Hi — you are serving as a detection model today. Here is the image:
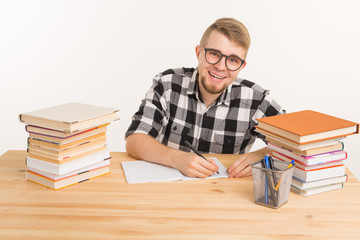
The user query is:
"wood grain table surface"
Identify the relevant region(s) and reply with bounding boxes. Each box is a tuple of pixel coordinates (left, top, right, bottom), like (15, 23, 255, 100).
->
(1, 150, 359, 240)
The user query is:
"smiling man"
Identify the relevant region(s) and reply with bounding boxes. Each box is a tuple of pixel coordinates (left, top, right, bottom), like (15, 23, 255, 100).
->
(125, 18, 284, 178)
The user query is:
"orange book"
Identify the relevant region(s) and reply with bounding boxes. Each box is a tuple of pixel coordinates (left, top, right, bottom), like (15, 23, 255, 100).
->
(26, 165, 110, 190)
(256, 110, 359, 145)
(28, 137, 106, 157)
(28, 145, 107, 164)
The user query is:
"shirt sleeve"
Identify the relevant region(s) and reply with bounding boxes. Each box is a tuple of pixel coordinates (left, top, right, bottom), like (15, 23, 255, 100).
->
(250, 90, 285, 139)
(125, 73, 169, 139)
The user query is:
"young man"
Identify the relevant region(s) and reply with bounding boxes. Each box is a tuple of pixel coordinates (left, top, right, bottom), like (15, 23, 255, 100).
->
(125, 18, 284, 178)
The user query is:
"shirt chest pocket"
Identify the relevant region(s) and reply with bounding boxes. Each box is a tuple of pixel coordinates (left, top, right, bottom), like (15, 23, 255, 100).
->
(170, 119, 191, 136)
(165, 118, 192, 146)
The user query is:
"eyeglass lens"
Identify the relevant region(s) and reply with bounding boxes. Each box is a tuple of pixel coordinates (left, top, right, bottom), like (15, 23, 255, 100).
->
(205, 49, 243, 71)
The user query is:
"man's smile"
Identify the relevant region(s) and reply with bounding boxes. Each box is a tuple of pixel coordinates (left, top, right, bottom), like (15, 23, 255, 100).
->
(209, 71, 226, 81)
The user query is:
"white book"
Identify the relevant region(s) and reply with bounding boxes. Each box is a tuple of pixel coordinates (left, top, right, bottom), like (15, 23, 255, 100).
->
(273, 159, 345, 182)
(26, 150, 111, 175)
(27, 159, 111, 180)
(121, 158, 229, 184)
(291, 183, 344, 196)
(291, 175, 347, 190)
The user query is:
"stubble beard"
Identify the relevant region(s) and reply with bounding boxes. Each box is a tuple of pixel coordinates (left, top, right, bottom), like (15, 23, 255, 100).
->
(200, 75, 227, 95)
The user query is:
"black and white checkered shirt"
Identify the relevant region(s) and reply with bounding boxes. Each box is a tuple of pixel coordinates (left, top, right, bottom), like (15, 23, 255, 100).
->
(126, 67, 284, 154)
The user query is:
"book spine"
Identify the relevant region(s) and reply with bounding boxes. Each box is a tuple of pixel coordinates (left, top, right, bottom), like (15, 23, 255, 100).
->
(19, 114, 24, 123)
(304, 150, 346, 159)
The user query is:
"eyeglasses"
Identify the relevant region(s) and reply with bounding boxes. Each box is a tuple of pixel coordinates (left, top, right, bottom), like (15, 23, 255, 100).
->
(203, 47, 245, 71)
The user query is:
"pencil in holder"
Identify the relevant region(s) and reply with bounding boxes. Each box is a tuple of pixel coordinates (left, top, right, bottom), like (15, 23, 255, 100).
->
(251, 159, 294, 209)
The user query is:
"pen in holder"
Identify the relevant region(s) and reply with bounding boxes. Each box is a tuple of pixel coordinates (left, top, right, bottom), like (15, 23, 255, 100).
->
(251, 156, 294, 209)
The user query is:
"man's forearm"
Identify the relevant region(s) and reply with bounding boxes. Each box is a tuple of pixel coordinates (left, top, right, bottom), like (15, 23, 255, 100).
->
(125, 133, 180, 168)
(126, 133, 220, 178)
(251, 147, 269, 159)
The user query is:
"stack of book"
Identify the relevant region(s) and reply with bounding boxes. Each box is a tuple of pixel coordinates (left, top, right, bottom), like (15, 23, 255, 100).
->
(255, 110, 359, 196)
(19, 102, 119, 190)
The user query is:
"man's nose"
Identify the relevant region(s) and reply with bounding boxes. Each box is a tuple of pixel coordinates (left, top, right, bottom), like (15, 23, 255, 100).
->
(214, 56, 227, 70)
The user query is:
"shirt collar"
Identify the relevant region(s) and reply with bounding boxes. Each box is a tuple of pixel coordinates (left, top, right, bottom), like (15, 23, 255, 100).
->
(186, 69, 198, 95)
(218, 84, 232, 106)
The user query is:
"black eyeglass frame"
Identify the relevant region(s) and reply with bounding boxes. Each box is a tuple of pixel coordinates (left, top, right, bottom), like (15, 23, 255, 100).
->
(203, 47, 245, 71)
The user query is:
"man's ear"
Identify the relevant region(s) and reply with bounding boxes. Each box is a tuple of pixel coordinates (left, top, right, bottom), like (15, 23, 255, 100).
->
(195, 45, 201, 60)
(240, 61, 247, 70)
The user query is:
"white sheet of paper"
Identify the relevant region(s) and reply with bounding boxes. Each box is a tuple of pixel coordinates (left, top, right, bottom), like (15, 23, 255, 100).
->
(121, 160, 182, 184)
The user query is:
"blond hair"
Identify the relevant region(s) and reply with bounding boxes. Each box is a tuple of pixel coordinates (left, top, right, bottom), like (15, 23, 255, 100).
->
(200, 18, 251, 58)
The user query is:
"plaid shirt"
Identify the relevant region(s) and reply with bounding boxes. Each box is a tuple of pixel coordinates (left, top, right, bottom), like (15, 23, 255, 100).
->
(126, 67, 284, 154)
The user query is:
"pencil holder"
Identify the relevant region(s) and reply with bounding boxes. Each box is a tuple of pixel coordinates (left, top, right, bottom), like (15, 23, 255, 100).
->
(251, 159, 294, 209)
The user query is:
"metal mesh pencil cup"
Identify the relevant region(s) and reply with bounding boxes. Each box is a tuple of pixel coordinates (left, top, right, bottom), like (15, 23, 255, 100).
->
(251, 159, 294, 209)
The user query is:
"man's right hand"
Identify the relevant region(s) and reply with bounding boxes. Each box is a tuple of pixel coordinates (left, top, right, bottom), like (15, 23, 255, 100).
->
(172, 151, 219, 178)
(126, 133, 218, 178)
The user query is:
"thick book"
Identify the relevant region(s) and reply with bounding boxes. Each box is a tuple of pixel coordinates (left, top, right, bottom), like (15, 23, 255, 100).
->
(28, 134, 106, 153)
(291, 175, 347, 190)
(290, 183, 344, 197)
(29, 127, 107, 145)
(273, 158, 346, 182)
(257, 128, 346, 150)
(256, 110, 358, 144)
(26, 150, 111, 175)
(121, 158, 228, 184)
(19, 102, 119, 132)
(265, 137, 344, 156)
(25, 124, 108, 139)
(28, 144, 107, 164)
(26, 165, 110, 190)
(267, 142, 347, 166)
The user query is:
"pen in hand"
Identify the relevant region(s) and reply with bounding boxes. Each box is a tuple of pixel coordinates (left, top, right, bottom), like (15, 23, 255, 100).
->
(184, 140, 219, 174)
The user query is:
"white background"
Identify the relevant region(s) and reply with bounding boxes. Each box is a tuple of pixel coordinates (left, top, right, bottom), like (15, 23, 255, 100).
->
(1, 0, 359, 180)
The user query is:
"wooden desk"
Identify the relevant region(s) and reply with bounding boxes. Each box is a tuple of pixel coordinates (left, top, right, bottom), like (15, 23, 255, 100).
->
(1, 150, 359, 240)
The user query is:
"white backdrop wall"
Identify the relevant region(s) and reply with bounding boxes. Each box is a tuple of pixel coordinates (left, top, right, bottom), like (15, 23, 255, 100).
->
(1, 0, 359, 180)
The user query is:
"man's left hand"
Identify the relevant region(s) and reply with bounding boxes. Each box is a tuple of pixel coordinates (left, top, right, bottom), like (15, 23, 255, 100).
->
(227, 148, 268, 178)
